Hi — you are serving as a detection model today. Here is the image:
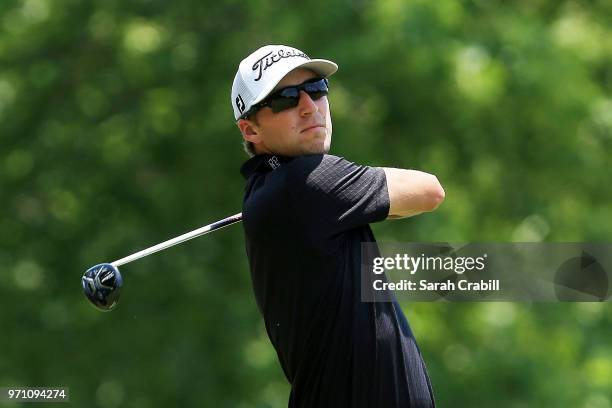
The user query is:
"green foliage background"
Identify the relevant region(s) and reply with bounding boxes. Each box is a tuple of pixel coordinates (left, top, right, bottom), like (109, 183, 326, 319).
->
(1, 0, 611, 406)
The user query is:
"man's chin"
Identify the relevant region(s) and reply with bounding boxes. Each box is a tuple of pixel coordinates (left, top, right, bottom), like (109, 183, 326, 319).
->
(292, 132, 331, 156)
(306, 139, 331, 155)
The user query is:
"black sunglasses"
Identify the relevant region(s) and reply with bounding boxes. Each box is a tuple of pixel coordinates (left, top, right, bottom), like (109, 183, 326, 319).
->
(241, 77, 329, 119)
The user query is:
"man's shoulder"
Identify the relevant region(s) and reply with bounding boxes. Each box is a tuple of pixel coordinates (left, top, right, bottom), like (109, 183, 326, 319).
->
(287, 153, 343, 166)
(243, 153, 367, 196)
(284, 154, 351, 177)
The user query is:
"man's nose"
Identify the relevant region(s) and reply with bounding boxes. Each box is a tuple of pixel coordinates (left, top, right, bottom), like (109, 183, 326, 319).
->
(298, 90, 318, 116)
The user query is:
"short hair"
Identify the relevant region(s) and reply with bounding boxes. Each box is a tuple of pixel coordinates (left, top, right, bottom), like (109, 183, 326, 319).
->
(243, 139, 256, 157)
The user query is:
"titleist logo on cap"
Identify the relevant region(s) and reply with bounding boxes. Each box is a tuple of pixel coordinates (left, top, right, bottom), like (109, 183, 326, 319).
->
(252, 49, 310, 81)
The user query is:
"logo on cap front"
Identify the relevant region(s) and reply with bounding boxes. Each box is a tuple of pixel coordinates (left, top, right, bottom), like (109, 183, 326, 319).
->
(252, 49, 310, 81)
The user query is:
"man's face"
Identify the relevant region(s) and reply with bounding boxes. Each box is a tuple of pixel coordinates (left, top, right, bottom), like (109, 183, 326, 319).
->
(239, 68, 333, 157)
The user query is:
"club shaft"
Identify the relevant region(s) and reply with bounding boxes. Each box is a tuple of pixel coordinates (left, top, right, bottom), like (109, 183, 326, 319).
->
(110, 213, 243, 267)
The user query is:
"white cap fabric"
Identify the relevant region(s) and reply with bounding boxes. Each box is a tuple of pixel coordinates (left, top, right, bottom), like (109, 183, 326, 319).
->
(231, 45, 338, 120)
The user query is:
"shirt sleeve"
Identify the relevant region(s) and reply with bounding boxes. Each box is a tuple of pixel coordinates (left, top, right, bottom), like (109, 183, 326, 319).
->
(286, 154, 390, 238)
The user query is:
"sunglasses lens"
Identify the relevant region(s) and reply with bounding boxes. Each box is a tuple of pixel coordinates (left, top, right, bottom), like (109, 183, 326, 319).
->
(269, 97, 299, 113)
(304, 79, 328, 101)
(278, 88, 300, 98)
(304, 79, 328, 93)
(266, 79, 329, 113)
(308, 90, 327, 100)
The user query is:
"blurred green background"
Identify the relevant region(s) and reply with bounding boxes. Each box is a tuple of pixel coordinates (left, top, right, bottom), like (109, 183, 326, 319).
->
(1, 0, 611, 406)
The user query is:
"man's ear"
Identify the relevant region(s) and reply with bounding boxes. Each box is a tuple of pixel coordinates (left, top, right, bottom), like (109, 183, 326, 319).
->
(237, 119, 262, 145)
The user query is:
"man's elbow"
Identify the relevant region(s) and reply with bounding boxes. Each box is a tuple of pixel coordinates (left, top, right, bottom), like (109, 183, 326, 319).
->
(422, 176, 445, 212)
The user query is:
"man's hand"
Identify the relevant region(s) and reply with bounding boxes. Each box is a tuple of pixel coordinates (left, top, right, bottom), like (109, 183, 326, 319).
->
(382, 168, 445, 219)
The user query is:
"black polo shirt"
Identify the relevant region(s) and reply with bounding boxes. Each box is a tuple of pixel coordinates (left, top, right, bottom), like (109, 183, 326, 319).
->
(240, 154, 435, 408)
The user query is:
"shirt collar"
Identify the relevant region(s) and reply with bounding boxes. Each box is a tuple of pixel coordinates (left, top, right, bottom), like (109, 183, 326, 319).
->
(240, 154, 293, 179)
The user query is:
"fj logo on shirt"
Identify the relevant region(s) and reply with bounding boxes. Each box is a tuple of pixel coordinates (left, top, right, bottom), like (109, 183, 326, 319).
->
(252, 50, 310, 81)
(268, 156, 281, 170)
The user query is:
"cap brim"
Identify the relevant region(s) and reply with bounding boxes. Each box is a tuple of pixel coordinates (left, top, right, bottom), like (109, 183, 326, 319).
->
(249, 59, 338, 107)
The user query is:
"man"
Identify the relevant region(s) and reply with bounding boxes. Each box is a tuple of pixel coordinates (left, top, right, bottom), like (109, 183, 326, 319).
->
(232, 45, 445, 408)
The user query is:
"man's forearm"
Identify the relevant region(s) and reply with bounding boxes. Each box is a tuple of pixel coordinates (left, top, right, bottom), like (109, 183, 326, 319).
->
(382, 167, 445, 219)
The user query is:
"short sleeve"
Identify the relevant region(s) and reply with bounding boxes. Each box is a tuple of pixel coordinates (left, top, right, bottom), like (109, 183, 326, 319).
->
(286, 154, 390, 238)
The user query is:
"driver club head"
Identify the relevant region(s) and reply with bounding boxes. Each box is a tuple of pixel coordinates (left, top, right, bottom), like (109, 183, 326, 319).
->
(81, 263, 123, 311)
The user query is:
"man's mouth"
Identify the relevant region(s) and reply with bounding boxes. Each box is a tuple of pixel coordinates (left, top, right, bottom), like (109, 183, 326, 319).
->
(301, 124, 325, 133)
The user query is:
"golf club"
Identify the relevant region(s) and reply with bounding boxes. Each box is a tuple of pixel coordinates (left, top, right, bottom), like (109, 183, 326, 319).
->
(82, 212, 243, 311)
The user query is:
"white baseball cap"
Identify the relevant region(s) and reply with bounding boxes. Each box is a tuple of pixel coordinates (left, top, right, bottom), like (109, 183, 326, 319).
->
(231, 45, 338, 120)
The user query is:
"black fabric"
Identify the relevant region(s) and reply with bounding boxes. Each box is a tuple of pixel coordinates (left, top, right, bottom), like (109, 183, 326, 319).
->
(241, 154, 435, 408)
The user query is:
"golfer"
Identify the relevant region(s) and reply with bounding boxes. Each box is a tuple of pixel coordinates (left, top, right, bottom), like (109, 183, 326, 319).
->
(232, 45, 444, 408)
